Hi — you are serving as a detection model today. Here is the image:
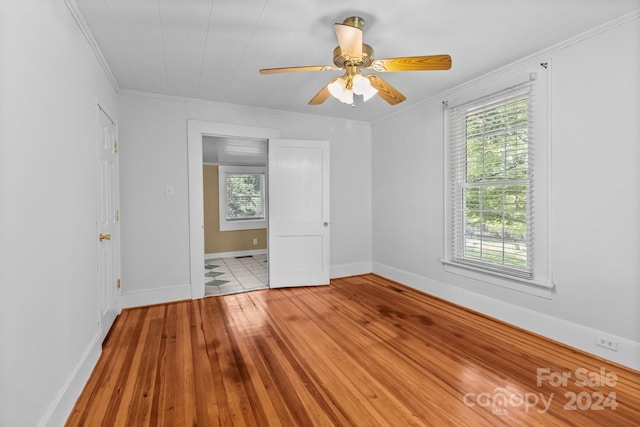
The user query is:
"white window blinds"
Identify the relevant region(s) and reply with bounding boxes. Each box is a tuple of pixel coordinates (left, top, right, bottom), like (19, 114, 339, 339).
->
(448, 82, 535, 279)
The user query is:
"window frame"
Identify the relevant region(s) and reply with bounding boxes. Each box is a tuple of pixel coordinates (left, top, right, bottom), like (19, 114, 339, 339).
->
(442, 63, 553, 297)
(218, 165, 267, 231)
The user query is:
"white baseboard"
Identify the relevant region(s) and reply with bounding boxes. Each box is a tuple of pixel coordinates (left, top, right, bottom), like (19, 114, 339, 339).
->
(38, 331, 102, 427)
(331, 261, 373, 279)
(373, 262, 640, 371)
(205, 252, 370, 281)
(205, 249, 267, 259)
(121, 283, 192, 309)
(119, 258, 368, 310)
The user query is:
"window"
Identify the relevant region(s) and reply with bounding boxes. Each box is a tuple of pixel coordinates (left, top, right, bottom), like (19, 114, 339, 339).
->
(225, 173, 265, 221)
(443, 65, 552, 295)
(218, 166, 267, 231)
(449, 83, 534, 279)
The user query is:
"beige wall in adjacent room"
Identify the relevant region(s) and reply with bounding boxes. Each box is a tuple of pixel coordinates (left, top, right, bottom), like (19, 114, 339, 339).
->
(203, 164, 267, 254)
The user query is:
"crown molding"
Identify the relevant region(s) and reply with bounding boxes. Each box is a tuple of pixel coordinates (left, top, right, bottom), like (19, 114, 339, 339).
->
(118, 88, 373, 127)
(64, 0, 120, 91)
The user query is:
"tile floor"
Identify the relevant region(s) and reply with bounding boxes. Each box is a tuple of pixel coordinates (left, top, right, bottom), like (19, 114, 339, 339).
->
(204, 254, 269, 297)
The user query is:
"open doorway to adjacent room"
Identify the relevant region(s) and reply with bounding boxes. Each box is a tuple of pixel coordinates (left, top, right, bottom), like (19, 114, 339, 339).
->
(202, 136, 269, 296)
(188, 121, 330, 299)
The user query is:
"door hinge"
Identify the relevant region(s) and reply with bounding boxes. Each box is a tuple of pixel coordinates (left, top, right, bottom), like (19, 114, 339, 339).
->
(116, 279, 121, 289)
(115, 210, 120, 221)
(114, 141, 119, 153)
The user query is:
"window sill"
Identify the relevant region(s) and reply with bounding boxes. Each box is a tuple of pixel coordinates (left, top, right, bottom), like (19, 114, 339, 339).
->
(441, 259, 554, 299)
(219, 219, 267, 232)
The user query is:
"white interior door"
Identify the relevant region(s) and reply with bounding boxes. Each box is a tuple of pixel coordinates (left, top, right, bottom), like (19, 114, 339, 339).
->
(97, 106, 120, 340)
(268, 139, 330, 287)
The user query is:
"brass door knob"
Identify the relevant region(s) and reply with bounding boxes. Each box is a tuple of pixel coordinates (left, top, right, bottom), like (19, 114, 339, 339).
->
(99, 233, 111, 241)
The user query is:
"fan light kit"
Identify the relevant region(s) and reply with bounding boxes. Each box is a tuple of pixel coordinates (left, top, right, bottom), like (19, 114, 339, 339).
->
(259, 16, 452, 106)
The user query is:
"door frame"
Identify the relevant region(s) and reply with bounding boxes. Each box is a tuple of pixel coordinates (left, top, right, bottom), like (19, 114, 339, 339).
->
(187, 121, 280, 299)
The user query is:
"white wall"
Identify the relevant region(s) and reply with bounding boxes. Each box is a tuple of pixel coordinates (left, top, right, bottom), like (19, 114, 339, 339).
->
(0, 1, 118, 426)
(118, 93, 372, 304)
(372, 16, 640, 369)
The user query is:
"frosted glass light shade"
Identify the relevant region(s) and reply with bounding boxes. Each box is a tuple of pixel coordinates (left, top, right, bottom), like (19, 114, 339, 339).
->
(352, 74, 369, 95)
(328, 77, 354, 104)
(341, 89, 354, 104)
(352, 74, 378, 102)
(327, 77, 346, 98)
(361, 83, 378, 102)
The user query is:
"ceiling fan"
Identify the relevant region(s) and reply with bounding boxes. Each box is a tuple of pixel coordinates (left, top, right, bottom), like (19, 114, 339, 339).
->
(259, 16, 452, 106)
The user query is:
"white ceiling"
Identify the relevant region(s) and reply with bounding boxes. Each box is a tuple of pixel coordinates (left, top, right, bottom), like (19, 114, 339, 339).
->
(76, 0, 640, 123)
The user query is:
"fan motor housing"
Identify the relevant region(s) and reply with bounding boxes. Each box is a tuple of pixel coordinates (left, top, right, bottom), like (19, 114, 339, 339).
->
(333, 44, 374, 68)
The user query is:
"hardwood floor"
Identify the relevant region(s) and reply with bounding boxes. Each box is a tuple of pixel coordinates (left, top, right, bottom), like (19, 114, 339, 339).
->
(67, 274, 640, 426)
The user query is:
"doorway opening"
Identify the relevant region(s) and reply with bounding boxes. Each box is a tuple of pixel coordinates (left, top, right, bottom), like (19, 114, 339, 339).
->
(202, 136, 268, 297)
(187, 121, 281, 299)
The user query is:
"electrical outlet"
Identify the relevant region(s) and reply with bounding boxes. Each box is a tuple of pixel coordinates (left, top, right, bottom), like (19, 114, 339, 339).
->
(596, 336, 618, 352)
(252, 238, 258, 245)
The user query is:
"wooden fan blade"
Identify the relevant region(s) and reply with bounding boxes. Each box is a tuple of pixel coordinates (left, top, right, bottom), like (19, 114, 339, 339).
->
(370, 55, 452, 72)
(308, 80, 335, 105)
(334, 23, 362, 59)
(260, 65, 338, 74)
(367, 74, 406, 105)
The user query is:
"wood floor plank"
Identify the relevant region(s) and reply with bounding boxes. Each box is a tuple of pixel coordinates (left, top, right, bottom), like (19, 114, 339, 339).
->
(218, 295, 286, 427)
(175, 302, 197, 426)
(148, 304, 172, 426)
(117, 306, 164, 426)
(253, 291, 414, 426)
(67, 274, 640, 426)
(289, 285, 498, 426)
(232, 293, 343, 426)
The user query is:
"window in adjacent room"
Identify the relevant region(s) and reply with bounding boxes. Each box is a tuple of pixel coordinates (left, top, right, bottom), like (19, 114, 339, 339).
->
(218, 166, 267, 231)
(226, 173, 264, 220)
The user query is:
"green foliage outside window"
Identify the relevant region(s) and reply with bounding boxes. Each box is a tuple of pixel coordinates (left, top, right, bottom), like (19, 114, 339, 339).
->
(226, 173, 265, 221)
(463, 98, 529, 268)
